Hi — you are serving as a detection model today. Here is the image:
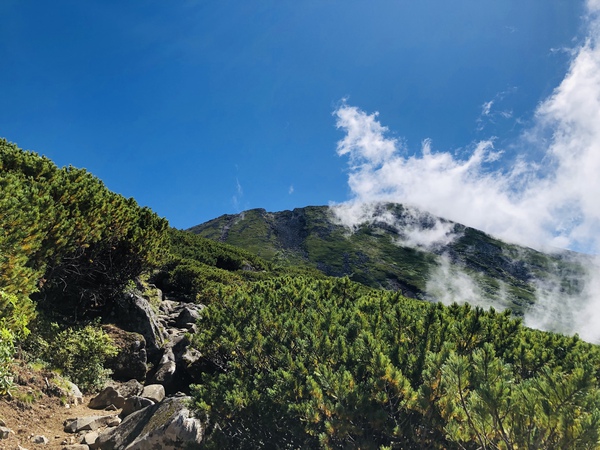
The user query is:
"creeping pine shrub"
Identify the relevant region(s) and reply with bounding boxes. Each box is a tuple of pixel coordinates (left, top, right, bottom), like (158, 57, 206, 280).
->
(0, 328, 15, 396)
(44, 323, 118, 393)
(0, 290, 36, 397)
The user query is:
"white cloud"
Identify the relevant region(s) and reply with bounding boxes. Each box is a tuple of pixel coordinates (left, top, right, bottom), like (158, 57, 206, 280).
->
(232, 178, 243, 210)
(289, 184, 294, 194)
(481, 100, 494, 116)
(331, 3, 600, 342)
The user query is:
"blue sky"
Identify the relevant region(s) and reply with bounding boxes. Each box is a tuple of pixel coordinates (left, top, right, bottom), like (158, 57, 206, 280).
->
(0, 1, 595, 246)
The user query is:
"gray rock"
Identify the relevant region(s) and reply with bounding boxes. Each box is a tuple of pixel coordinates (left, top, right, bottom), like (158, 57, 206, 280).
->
(181, 347, 206, 383)
(175, 305, 202, 328)
(115, 292, 165, 360)
(64, 415, 120, 433)
(141, 384, 165, 403)
(102, 326, 148, 382)
(62, 445, 89, 450)
(115, 379, 144, 398)
(89, 387, 125, 410)
(92, 396, 203, 450)
(31, 434, 49, 444)
(65, 381, 84, 405)
(148, 347, 177, 389)
(159, 300, 179, 315)
(0, 426, 12, 439)
(80, 432, 99, 446)
(121, 396, 155, 418)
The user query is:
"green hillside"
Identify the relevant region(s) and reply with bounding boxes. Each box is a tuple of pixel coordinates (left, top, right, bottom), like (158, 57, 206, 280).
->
(189, 204, 585, 315)
(2, 139, 600, 449)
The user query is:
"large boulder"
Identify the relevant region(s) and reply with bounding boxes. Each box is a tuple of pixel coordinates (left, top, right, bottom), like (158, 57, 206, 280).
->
(92, 396, 203, 450)
(103, 325, 148, 381)
(89, 386, 125, 410)
(113, 292, 165, 361)
(120, 396, 155, 418)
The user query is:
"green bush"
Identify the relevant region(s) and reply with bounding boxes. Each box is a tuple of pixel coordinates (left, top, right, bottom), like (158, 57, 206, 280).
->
(1, 139, 169, 315)
(191, 276, 600, 449)
(0, 290, 36, 397)
(42, 323, 118, 392)
(0, 327, 15, 396)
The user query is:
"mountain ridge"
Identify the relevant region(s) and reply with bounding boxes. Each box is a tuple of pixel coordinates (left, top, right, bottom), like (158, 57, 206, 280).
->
(189, 203, 586, 315)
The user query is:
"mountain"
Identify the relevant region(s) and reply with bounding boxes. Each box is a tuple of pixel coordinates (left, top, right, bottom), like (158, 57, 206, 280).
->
(4, 140, 600, 449)
(189, 203, 585, 315)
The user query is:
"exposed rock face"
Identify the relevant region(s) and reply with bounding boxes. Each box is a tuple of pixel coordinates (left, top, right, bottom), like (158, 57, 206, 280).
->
(103, 325, 148, 382)
(149, 300, 207, 394)
(114, 292, 165, 361)
(92, 396, 203, 450)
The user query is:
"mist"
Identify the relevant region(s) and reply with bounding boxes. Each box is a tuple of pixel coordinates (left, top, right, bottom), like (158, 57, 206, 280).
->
(331, 2, 600, 343)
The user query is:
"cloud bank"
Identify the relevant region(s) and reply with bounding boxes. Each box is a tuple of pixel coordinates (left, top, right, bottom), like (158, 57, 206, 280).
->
(331, 2, 600, 342)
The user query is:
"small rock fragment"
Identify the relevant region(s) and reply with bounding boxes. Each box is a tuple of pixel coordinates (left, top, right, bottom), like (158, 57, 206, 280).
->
(31, 434, 50, 444)
(0, 426, 13, 439)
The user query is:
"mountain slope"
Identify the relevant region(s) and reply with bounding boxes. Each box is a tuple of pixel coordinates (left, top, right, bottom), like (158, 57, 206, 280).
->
(189, 203, 585, 315)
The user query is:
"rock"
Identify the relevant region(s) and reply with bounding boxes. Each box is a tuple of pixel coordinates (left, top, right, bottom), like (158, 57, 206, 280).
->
(65, 380, 84, 405)
(62, 445, 89, 450)
(31, 434, 49, 444)
(92, 396, 203, 450)
(0, 418, 5, 426)
(89, 386, 125, 409)
(106, 416, 122, 427)
(148, 348, 177, 389)
(159, 299, 179, 315)
(141, 384, 165, 403)
(102, 325, 148, 382)
(114, 292, 165, 361)
(181, 347, 208, 383)
(121, 396, 155, 418)
(80, 431, 99, 446)
(114, 379, 144, 398)
(44, 376, 83, 405)
(64, 415, 120, 433)
(0, 426, 12, 439)
(175, 304, 202, 328)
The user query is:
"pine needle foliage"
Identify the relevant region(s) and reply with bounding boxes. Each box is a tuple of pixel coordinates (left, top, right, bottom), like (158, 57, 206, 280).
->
(0, 138, 169, 316)
(190, 276, 600, 449)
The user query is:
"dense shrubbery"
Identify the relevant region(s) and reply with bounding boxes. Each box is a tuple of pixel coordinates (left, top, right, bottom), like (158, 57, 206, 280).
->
(0, 139, 168, 392)
(0, 290, 36, 396)
(191, 276, 600, 449)
(3, 138, 600, 448)
(0, 139, 169, 317)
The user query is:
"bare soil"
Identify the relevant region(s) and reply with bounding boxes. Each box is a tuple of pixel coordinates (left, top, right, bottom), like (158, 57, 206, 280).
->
(0, 361, 114, 450)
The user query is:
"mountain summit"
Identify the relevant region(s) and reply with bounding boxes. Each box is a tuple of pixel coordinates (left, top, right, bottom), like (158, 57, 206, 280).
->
(189, 203, 585, 316)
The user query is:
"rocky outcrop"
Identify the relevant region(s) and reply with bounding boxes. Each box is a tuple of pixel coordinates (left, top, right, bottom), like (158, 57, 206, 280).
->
(91, 396, 203, 450)
(103, 325, 148, 382)
(114, 292, 165, 361)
